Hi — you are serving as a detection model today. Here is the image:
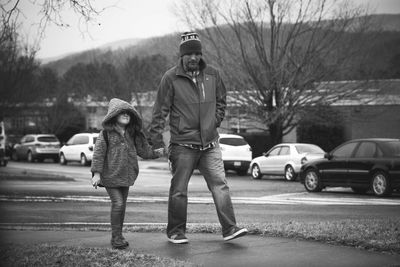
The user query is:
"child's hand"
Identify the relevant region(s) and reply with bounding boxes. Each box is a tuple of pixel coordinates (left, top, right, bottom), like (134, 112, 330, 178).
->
(92, 173, 101, 189)
(154, 148, 165, 158)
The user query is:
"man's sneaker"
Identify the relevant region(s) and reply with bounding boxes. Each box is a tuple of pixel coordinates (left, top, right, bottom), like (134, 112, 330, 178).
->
(223, 227, 248, 241)
(168, 233, 189, 244)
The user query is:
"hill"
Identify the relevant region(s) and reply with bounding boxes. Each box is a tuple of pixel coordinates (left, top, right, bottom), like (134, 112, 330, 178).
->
(42, 14, 400, 75)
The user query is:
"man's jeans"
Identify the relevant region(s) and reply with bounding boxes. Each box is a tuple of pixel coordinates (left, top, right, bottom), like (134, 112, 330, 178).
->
(106, 187, 129, 238)
(167, 144, 237, 237)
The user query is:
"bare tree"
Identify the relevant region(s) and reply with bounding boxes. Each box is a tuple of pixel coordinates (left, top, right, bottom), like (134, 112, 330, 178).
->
(174, 0, 374, 144)
(1, 0, 104, 45)
(1, 0, 107, 105)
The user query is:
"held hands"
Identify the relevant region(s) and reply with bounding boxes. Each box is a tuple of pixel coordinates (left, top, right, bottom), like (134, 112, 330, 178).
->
(92, 173, 101, 189)
(154, 147, 166, 158)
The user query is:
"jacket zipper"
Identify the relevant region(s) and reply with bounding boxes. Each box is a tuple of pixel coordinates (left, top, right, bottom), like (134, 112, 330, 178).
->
(200, 82, 205, 102)
(190, 75, 205, 102)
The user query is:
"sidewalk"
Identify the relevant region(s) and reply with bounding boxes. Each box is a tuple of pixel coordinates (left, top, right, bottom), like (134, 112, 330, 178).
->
(1, 229, 399, 267)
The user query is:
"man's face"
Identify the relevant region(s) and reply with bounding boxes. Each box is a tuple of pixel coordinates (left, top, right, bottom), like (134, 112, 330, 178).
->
(182, 53, 202, 72)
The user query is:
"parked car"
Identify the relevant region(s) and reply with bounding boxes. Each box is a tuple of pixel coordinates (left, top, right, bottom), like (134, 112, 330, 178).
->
(299, 138, 400, 197)
(59, 133, 99, 166)
(12, 134, 60, 162)
(219, 133, 252, 175)
(250, 143, 325, 181)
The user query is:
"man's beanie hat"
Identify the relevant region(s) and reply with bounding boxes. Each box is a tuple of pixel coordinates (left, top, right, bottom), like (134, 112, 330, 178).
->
(179, 32, 202, 57)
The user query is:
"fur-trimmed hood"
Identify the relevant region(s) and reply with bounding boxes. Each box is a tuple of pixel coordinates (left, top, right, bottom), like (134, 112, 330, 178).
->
(102, 98, 142, 130)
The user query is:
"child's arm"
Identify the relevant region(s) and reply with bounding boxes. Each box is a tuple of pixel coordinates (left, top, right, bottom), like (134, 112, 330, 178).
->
(135, 130, 163, 159)
(90, 130, 107, 177)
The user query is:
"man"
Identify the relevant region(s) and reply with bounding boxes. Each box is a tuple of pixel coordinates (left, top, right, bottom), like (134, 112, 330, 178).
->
(149, 32, 248, 244)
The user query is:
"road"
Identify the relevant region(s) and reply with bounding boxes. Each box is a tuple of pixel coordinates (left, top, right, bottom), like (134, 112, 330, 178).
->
(0, 161, 400, 225)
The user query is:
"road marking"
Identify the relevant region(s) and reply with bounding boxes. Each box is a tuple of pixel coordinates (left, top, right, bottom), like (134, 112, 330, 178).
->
(1, 194, 399, 205)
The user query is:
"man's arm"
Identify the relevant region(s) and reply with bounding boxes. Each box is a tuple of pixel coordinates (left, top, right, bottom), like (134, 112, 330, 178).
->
(215, 71, 227, 127)
(149, 74, 173, 149)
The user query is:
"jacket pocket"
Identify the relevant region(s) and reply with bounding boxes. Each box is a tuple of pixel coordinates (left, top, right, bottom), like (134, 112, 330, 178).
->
(170, 114, 181, 133)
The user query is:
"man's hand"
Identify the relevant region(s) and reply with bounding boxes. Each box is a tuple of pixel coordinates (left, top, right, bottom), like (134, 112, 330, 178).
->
(154, 147, 165, 158)
(92, 173, 101, 189)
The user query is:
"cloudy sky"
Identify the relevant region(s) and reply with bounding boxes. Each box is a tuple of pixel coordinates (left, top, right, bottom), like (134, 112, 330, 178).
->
(18, 0, 400, 60)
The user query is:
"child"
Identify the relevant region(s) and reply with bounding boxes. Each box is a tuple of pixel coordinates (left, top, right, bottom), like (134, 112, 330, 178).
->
(91, 98, 163, 249)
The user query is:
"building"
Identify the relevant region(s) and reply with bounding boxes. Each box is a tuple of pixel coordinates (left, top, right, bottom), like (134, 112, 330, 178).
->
(1, 79, 399, 143)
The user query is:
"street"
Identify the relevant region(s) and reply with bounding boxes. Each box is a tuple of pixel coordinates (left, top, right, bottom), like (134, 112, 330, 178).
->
(1, 161, 399, 225)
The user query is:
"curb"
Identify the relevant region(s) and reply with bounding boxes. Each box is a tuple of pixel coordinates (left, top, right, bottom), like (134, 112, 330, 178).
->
(0, 222, 221, 232)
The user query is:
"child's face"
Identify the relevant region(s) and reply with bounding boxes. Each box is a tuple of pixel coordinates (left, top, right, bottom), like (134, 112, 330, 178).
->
(117, 111, 131, 126)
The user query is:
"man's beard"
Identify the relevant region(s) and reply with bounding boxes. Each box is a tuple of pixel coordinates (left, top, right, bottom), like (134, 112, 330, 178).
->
(185, 61, 199, 72)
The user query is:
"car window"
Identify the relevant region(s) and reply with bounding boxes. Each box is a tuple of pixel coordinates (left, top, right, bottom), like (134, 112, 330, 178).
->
(332, 142, 358, 158)
(376, 146, 384, 157)
(67, 136, 75, 145)
(37, 136, 58, 142)
(93, 137, 97, 144)
(25, 136, 35, 143)
(380, 141, 400, 156)
(219, 137, 247, 146)
(268, 147, 281, 156)
(295, 145, 324, 154)
(354, 142, 376, 158)
(279, 146, 290, 155)
(73, 135, 89, 145)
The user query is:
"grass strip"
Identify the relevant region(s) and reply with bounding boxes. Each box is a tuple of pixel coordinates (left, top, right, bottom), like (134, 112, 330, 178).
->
(0, 244, 197, 267)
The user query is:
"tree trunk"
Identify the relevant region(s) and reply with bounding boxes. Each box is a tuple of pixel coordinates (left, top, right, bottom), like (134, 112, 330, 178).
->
(268, 121, 283, 145)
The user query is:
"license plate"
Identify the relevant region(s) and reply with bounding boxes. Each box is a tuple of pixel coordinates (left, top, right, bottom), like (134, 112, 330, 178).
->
(234, 162, 241, 166)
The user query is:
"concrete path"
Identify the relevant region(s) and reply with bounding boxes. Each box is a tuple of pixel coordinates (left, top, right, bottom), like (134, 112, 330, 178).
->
(1, 230, 399, 267)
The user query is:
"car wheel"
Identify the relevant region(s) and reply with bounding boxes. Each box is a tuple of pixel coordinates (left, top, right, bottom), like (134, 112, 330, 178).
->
(371, 171, 392, 197)
(284, 165, 297, 181)
(251, 164, 262, 179)
(304, 169, 322, 192)
(27, 151, 34, 162)
(351, 187, 368, 194)
(80, 154, 88, 166)
(59, 153, 67, 165)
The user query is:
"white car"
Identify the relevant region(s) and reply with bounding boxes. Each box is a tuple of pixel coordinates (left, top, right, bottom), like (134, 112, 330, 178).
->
(250, 143, 325, 181)
(59, 133, 99, 166)
(219, 133, 252, 175)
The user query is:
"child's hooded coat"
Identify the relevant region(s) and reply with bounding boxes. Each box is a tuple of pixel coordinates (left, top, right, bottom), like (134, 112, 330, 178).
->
(91, 98, 157, 187)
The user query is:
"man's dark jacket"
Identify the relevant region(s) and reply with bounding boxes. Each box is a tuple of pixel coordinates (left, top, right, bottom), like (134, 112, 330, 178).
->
(149, 58, 227, 148)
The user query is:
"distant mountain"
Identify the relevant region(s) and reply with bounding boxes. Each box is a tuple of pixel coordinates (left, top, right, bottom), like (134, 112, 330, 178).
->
(97, 38, 143, 50)
(367, 14, 400, 31)
(42, 14, 400, 75)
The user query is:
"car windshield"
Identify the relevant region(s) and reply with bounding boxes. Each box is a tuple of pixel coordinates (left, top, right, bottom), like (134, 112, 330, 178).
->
(219, 137, 247, 146)
(295, 145, 324, 154)
(38, 136, 58, 142)
(380, 141, 400, 156)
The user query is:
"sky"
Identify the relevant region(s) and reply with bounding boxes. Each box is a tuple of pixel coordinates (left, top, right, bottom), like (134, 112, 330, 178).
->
(17, 0, 400, 60)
